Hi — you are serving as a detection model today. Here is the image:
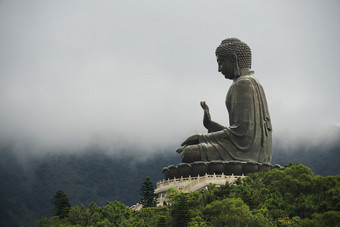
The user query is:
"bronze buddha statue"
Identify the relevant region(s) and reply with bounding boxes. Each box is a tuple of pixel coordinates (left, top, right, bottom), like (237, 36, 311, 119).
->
(176, 38, 272, 164)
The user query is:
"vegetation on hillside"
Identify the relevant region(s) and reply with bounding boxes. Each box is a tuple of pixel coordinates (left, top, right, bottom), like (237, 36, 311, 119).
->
(37, 163, 340, 226)
(140, 176, 157, 208)
(0, 137, 339, 226)
(51, 190, 71, 219)
(0, 148, 180, 226)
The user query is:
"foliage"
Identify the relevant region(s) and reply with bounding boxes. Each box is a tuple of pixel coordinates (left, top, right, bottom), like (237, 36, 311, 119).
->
(51, 190, 71, 219)
(203, 197, 252, 226)
(170, 193, 191, 227)
(124, 206, 170, 226)
(1, 138, 339, 227)
(0, 148, 181, 226)
(1, 144, 340, 226)
(140, 176, 156, 208)
(36, 163, 340, 226)
(37, 200, 131, 226)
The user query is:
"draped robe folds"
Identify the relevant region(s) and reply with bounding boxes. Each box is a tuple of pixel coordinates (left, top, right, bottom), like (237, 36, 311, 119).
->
(197, 72, 272, 163)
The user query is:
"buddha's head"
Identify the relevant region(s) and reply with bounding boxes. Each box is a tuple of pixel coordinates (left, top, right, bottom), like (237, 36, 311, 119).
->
(215, 38, 251, 79)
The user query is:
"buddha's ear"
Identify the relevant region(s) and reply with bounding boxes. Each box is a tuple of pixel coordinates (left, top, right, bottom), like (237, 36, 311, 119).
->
(232, 53, 240, 77)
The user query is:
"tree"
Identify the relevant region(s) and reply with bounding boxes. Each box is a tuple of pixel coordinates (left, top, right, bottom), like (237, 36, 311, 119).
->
(101, 201, 131, 226)
(139, 176, 156, 208)
(203, 197, 252, 227)
(51, 190, 71, 219)
(170, 193, 191, 227)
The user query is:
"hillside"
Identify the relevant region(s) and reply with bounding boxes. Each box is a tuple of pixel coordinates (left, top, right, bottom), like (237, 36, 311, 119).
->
(0, 136, 339, 226)
(37, 163, 340, 226)
(0, 147, 181, 226)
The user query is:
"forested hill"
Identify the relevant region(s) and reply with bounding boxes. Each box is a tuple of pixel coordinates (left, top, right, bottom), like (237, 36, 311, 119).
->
(0, 147, 181, 226)
(0, 136, 339, 226)
(37, 163, 340, 226)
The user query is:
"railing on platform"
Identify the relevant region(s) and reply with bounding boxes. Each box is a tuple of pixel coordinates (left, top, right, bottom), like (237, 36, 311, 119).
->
(156, 173, 245, 191)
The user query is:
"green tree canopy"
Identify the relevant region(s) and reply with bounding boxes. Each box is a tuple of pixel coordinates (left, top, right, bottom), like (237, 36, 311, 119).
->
(51, 190, 71, 219)
(37, 164, 340, 226)
(170, 193, 191, 227)
(203, 197, 252, 227)
(139, 176, 156, 208)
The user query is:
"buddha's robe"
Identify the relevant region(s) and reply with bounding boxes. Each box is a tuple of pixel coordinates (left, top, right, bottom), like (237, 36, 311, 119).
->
(197, 72, 272, 163)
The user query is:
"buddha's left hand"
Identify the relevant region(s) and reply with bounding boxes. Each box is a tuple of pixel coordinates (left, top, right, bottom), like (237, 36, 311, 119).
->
(181, 134, 201, 146)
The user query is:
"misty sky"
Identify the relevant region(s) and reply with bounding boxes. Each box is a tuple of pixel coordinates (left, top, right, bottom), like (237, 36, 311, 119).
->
(0, 0, 339, 153)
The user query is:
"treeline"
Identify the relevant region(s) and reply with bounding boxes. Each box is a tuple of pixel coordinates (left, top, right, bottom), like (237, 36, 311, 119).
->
(0, 137, 339, 226)
(0, 148, 180, 226)
(37, 164, 340, 226)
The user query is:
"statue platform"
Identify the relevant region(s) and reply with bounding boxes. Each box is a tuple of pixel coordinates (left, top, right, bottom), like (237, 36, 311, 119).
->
(162, 161, 281, 180)
(154, 173, 246, 205)
(155, 161, 281, 206)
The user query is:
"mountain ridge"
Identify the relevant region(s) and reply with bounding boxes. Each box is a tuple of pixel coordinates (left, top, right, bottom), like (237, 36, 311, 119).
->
(0, 134, 339, 226)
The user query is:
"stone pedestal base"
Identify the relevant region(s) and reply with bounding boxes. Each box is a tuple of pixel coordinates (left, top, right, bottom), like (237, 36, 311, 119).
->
(154, 173, 246, 206)
(155, 161, 281, 206)
(162, 161, 281, 180)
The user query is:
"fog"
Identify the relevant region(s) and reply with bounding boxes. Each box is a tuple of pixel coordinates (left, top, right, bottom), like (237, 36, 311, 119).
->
(1, 0, 339, 154)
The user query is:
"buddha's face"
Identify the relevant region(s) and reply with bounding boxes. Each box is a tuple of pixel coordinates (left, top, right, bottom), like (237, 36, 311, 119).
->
(216, 55, 234, 79)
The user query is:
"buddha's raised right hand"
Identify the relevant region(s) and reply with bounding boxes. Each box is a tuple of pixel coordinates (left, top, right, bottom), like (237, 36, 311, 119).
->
(200, 101, 211, 130)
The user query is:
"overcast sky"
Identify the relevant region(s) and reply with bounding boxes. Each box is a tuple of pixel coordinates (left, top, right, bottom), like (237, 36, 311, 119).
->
(0, 0, 339, 153)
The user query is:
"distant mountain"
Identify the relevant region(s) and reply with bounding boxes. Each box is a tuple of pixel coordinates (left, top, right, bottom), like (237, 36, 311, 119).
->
(272, 125, 340, 176)
(0, 128, 339, 226)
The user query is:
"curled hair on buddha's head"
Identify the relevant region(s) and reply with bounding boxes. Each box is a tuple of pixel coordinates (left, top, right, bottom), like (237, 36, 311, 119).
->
(215, 38, 252, 69)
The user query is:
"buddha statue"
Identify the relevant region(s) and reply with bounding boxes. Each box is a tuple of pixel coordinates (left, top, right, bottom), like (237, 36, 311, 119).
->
(176, 38, 272, 164)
